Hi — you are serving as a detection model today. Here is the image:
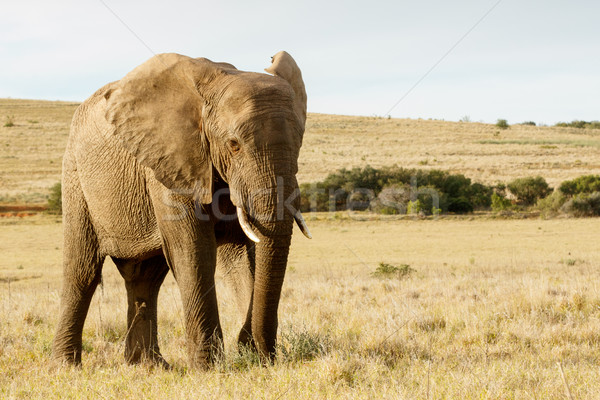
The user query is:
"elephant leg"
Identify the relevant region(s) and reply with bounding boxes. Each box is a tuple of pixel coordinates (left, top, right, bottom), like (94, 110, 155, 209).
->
(113, 255, 169, 366)
(53, 172, 104, 364)
(167, 238, 222, 368)
(152, 196, 223, 368)
(217, 241, 255, 348)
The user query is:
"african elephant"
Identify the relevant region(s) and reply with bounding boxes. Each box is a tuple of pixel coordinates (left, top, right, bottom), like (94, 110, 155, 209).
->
(52, 51, 311, 368)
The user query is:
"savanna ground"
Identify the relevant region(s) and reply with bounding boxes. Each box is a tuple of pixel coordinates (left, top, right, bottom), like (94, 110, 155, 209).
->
(1, 99, 600, 398)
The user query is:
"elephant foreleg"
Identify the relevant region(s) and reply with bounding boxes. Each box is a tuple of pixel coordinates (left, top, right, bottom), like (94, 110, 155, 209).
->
(114, 255, 169, 366)
(150, 187, 223, 368)
(169, 251, 223, 368)
(217, 241, 255, 348)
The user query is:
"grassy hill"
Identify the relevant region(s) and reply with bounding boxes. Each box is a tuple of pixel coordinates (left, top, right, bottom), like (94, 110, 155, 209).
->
(2, 98, 600, 204)
(0, 99, 78, 203)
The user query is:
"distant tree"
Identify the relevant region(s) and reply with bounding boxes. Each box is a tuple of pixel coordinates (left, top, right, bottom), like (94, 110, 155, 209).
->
(496, 119, 509, 129)
(555, 120, 600, 129)
(559, 175, 600, 196)
(507, 176, 551, 205)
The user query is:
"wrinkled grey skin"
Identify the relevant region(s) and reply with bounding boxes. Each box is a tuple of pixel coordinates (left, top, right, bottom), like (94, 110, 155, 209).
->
(52, 51, 307, 368)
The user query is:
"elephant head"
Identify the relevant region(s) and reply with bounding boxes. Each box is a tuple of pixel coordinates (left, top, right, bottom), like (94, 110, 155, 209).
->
(103, 51, 309, 359)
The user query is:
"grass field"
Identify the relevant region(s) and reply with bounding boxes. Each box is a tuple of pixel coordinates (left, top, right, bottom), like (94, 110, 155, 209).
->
(1, 214, 599, 398)
(1, 99, 600, 398)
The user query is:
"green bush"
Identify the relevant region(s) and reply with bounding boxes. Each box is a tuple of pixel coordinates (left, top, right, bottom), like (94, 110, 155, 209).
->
(496, 119, 509, 129)
(555, 120, 600, 129)
(536, 190, 566, 217)
(47, 182, 62, 214)
(417, 187, 443, 215)
(536, 175, 600, 217)
(226, 344, 262, 371)
(507, 176, 551, 206)
(491, 192, 512, 212)
(302, 170, 600, 218)
(447, 196, 473, 213)
(560, 192, 600, 217)
(346, 189, 374, 211)
(465, 182, 493, 209)
(279, 327, 330, 363)
(369, 184, 410, 215)
(407, 199, 422, 215)
(494, 182, 507, 196)
(299, 165, 493, 214)
(299, 182, 330, 212)
(369, 184, 446, 216)
(559, 175, 600, 197)
(372, 263, 415, 279)
(556, 120, 586, 128)
(520, 121, 536, 126)
(4, 115, 14, 127)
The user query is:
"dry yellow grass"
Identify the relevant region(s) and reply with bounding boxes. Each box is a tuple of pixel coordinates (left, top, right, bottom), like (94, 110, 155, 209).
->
(1, 99, 600, 398)
(1, 214, 599, 398)
(0, 99, 78, 203)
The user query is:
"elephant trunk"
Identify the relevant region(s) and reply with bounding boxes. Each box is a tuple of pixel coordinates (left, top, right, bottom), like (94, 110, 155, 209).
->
(246, 177, 297, 360)
(252, 232, 292, 359)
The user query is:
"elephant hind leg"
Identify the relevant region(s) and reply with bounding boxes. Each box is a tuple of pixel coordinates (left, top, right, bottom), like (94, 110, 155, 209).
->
(114, 255, 169, 367)
(53, 174, 104, 365)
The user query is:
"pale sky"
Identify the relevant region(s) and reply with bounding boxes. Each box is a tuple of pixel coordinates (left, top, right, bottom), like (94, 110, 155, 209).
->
(1, 0, 598, 124)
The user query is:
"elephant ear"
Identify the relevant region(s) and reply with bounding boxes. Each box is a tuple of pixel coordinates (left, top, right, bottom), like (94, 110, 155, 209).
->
(105, 53, 235, 203)
(264, 51, 307, 130)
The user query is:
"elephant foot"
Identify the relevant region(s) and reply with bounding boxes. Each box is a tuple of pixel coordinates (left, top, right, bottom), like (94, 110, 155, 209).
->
(51, 339, 83, 367)
(187, 332, 225, 369)
(187, 350, 219, 370)
(128, 351, 171, 370)
(154, 355, 172, 370)
(125, 345, 170, 369)
(124, 301, 170, 367)
(237, 326, 255, 349)
(51, 352, 83, 368)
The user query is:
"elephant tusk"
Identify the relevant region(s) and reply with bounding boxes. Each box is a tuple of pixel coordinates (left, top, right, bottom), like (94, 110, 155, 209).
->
(294, 211, 312, 239)
(237, 207, 260, 243)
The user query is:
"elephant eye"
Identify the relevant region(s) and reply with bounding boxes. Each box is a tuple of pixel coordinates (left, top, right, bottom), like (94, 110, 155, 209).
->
(228, 139, 241, 154)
